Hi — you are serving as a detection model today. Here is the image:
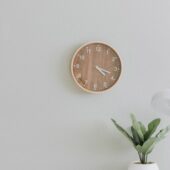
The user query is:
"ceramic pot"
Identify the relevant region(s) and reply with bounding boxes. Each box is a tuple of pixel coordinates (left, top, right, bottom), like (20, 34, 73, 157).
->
(128, 162, 159, 170)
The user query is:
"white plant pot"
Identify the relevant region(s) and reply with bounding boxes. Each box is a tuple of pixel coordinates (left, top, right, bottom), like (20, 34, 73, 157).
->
(128, 162, 159, 170)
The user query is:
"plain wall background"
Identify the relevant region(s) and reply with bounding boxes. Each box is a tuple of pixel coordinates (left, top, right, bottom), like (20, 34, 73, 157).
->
(1, 0, 170, 170)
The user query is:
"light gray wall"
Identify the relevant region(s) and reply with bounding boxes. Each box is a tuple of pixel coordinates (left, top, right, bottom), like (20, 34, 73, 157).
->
(1, 0, 170, 170)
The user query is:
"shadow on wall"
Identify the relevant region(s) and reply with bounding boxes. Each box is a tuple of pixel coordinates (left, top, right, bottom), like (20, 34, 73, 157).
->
(55, 43, 88, 95)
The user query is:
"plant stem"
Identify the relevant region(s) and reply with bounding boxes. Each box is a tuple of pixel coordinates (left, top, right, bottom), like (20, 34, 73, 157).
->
(141, 154, 145, 164)
(140, 154, 148, 164)
(145, 155, 148, 163)
(138, 152, 142, 163)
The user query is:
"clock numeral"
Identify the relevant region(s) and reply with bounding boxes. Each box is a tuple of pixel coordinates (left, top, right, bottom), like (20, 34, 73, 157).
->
(76, 73, 81, 79)
(106, 49, 110, 55)
(86, 47, 91, 54)
(83, 80, 88, 86)
(84, 80, 88, 84)
(103, 82, 108, 88)
(79, 54, 85, 60)
(74, 64, 80, 69)
(96, 45, 102, 52)
(111, 76, 116, 81)
(112, 57, 117, 62)
(93, 83, 97, 90)
(113, 67, 120, 72)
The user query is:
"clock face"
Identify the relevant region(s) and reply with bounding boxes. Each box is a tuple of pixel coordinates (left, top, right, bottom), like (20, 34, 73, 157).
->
(71, 42, 121, 93)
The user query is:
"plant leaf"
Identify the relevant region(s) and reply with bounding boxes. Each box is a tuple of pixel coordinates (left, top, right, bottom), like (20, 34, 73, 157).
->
(131, 126, 142, 145)
(111, 118, 135, 145)
(155, 125, 170, 142)
(130, 114, 144, 141)
(141, 125, 170, 155)
(138, 122, 146, 135)
(127, 126, 132, 136)
(144, 119, 161, 140)
(136, 145, 142, 153)
(141, 138, 156, 154)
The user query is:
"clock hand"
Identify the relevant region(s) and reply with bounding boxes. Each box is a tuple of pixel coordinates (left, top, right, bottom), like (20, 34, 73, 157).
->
(96, 66, 110, 74)
(95, 65, 106, 76)
(100, 68, 111, 74)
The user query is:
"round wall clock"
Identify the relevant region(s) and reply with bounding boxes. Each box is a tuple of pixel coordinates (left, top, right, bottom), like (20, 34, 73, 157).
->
(71, 42, 122, 93)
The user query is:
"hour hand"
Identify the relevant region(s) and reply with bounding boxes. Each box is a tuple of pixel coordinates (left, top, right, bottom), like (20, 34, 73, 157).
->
(95, 65, 106, 76)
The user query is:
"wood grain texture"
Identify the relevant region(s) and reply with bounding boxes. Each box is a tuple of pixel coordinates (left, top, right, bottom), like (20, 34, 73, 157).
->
(71, 42, 121, 93)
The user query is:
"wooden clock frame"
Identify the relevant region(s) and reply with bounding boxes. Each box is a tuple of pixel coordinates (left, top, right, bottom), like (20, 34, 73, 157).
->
(71, 41, 122, 93)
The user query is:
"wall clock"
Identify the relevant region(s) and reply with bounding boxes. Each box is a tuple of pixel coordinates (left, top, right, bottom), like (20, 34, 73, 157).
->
(71, 42, 122, 93)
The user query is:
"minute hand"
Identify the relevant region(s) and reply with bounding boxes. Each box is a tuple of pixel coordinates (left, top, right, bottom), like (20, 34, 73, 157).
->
(100, 67, 111, 74)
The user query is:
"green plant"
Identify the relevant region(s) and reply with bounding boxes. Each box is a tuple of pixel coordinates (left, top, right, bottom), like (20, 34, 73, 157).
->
(111, 114, 170, 164)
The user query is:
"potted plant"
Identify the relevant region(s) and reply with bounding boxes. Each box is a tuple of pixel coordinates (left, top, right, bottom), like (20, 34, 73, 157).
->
(111, 114, 170, 170)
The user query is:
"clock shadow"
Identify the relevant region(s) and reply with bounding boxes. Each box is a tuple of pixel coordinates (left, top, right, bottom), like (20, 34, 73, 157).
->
(57, 43, 91, 95)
